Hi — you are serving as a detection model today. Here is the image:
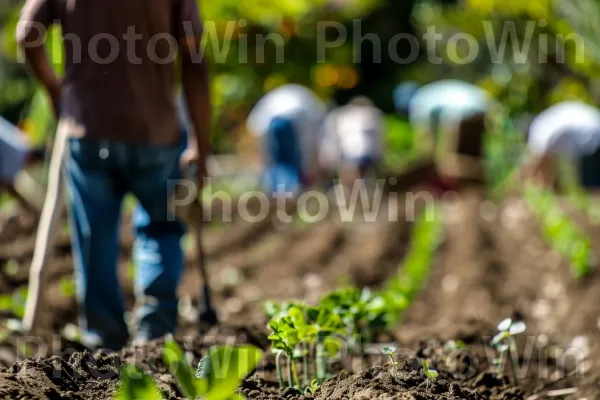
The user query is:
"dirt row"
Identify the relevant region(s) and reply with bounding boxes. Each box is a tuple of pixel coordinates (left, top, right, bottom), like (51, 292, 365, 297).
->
(0, 191, 599, 399)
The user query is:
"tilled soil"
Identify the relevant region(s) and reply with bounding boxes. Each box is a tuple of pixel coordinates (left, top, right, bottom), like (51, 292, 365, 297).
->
(0, 189, 599, 399)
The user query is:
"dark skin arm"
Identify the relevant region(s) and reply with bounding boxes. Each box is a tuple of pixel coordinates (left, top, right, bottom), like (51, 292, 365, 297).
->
(180, 36, 212, 185)
(17, 30, 61, 118)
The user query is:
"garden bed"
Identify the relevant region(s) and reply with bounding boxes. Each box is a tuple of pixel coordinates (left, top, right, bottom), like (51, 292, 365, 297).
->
(0, 191, 599, 399)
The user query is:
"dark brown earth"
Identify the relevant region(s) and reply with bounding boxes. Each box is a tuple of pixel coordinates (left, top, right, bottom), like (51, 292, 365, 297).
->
(0, 187, 599, 399)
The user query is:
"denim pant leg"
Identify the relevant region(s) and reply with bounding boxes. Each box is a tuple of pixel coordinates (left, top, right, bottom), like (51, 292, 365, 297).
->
(128, 144, 186, 341)
(64, 139, 128, 351)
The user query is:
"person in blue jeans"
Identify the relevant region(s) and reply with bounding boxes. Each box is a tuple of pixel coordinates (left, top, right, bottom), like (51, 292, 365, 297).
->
(18, 0, 210, 351)
(65, 135, 188, 349)
(247, 84, 327, 196)
(264, 117, 304, 195)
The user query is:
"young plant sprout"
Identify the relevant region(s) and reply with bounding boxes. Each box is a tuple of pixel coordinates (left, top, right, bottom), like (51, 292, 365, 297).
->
(421, 359, 439, 392)
(304, 378, 321, 395)
(492, 318, 527, 384)
(382, 346, 399, 375)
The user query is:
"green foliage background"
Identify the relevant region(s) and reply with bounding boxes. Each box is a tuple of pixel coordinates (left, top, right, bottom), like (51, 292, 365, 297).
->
(1, 0, 600, 159)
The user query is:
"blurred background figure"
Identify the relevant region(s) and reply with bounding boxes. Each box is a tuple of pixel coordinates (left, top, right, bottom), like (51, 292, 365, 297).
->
(394, 79, 493, 191)
(319, 96, 384, 188)
(521, 101, 600, 190)
(0, 116, 44, 215)
(247, 84, 326, 196)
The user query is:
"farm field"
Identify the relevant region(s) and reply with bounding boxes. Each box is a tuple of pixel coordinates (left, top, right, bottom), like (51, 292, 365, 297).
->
(0, 186, 598, 399)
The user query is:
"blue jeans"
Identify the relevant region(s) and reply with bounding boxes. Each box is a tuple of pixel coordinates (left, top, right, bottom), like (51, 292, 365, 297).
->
(263, 117, 303, 195)
(64, 137, 186, 351)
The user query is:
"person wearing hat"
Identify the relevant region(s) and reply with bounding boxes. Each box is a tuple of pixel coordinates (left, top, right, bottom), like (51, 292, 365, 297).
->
(393, 79, 493, 191)
(319, 96, 384, 188)
(522, 101, 600, 190)
(247, 84, 326, 196)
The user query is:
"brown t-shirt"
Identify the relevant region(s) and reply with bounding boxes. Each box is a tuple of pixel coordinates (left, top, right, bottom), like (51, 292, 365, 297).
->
(17, 0, 203, 145)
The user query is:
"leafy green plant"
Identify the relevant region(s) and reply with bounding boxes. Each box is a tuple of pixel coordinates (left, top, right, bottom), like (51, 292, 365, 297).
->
(319, 287, 399, 351)
(195, 344, 264, 400)
(268, 303, 344, 389)
(268, 315, 302, 388)
(265, 207, 443, 390)
(114, 340, 264, 400)
(163, 337, 263, 400)
(524, 184, 595, 279)
(491, 318, 526, 384)
(422, 359, 439, 393)
(164, 337, 207, 398)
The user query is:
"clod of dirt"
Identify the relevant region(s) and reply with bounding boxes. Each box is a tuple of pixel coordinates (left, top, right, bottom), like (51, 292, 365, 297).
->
(241, 375, 304, 400)
(470, 373, 524, 400)
(0, 350, 121, 399)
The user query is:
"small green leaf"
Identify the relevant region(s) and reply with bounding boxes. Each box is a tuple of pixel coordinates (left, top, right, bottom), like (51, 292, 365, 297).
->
(203, 345, 264, 400)
(114, 365, 163, 400)
(497, 318, 512, 332)
(509, 321, 526, 335)
(324, 337, 341, 358)
(422, 359, 439, 379)
(381, 346, 396, 355)
(163, 337, 207, 398)
(492, 331, 510, 346)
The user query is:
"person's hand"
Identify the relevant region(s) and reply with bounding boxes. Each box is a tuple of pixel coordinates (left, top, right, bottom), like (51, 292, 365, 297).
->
(179, 146, 208, 187)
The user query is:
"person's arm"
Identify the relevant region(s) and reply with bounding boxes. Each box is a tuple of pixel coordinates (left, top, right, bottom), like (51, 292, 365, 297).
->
(16, 0, 60, 118)
(177, 0, 211, 183)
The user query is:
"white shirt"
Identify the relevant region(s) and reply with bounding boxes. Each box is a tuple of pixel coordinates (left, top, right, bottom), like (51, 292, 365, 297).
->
(319, 104, 383, 170)
(409, 80, 491, 134)
(247, 84, 326, 175)
(528, 101, 600, 157)
(0, 117, 29, 183)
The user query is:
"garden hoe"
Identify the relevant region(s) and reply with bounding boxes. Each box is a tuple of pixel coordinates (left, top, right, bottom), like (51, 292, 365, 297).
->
(174, 162, 219, 328)
(22, 127, 68, 334)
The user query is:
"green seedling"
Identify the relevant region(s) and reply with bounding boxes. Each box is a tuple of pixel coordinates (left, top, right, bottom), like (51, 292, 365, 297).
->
(268, 302, 345, 389)
(382, 346, 398, 375)
(492, 318, 526, 384)
(164, 337, 209, 398)
(161, 337, 263, 400)
(304, 305, 344, 383)
(195, 344, 264, 400)
(114, 365, 163, 400)
(422, 359, 439, 393)
(265, 207, 443, 392)
(268, 315, 302, 388)
(304, 378, 321, 395)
